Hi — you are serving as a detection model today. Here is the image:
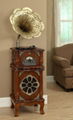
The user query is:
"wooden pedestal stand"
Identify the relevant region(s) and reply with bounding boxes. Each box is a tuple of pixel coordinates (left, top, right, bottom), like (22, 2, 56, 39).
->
(10, 46, 45, 116)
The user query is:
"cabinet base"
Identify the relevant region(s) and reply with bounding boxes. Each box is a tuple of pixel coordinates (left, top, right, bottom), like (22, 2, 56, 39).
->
(10, 96, 45, 117)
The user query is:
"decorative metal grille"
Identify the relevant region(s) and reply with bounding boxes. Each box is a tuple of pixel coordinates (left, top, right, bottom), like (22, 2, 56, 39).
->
(20, 75, 39, 95)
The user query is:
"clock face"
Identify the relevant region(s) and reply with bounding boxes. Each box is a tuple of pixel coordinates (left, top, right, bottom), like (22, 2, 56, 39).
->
(22, 56, 36, 66)
(20, 75, 39, 96)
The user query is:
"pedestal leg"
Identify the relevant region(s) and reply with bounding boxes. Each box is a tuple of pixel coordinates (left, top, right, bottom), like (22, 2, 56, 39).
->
(11, 101, 14, 109)
(15, 104, 19, 117)
(40, 101, 44, 114)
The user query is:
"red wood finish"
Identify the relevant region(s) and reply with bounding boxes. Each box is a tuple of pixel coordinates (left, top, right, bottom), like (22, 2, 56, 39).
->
(10, 46, 45, 116)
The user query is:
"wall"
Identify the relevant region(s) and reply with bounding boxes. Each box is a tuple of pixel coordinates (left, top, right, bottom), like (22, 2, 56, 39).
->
(47, 0, 55, 75)
(0, 0, 47, 97)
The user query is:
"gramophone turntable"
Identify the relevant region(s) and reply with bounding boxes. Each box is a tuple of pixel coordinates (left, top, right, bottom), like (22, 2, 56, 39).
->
(10, 46, 45, 116)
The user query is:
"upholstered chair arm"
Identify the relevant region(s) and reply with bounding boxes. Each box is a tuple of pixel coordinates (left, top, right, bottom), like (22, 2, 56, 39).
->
(53, 56, 70, 68)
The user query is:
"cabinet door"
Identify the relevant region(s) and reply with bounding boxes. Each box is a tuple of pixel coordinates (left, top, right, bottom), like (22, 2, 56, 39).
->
(18, 71, 41, 100)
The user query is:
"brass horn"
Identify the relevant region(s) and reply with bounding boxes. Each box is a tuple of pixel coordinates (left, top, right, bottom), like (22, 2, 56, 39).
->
(10, 7, 45, 48)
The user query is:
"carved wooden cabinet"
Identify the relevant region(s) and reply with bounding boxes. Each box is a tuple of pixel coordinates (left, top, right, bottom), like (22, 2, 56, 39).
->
(10, 46, 44, 116)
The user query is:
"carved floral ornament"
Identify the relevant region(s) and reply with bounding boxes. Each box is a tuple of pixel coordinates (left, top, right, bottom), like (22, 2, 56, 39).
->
(10, 7, 45, 39)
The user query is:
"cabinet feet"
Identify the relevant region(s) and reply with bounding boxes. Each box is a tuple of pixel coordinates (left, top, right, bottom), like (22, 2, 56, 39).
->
(40, 100, 44, 114)
(15, 104, 19, 117)
(10, 98, 45, 116)
(11, 102, 14, 109)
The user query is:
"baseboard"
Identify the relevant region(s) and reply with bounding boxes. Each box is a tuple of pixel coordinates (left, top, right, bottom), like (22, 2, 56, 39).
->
(47, 75, 54, 82)
(0, 95, 48, 107)
(0, 97, 11, 107)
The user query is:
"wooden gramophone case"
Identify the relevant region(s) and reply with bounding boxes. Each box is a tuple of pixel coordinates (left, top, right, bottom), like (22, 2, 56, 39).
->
(10, 46, 45, 116)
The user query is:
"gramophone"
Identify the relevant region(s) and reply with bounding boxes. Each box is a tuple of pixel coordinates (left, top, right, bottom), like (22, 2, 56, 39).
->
(10, 7, 44, 48)
(10, 7, 45, 116)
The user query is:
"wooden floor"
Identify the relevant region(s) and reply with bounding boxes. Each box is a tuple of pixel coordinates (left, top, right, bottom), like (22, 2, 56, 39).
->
(0, 81, 73, 120)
